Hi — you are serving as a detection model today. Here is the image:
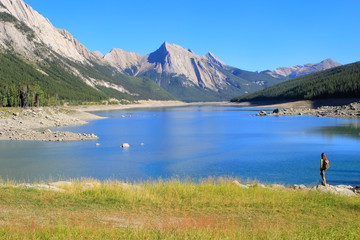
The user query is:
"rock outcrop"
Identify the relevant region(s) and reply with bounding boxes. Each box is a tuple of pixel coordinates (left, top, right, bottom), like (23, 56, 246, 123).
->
(257, 102, 360, 118)
(313, 184, 358, 197)
(232, 182, 360, 197)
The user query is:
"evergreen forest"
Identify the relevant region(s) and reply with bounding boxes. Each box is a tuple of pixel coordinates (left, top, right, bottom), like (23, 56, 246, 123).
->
(231, 62, 360, 102)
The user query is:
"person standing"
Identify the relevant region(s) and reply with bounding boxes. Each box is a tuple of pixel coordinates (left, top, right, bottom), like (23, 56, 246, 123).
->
(320, 153, 330, 185)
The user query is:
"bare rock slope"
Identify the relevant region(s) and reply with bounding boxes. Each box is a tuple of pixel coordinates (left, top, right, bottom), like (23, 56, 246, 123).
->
(0, 0, 99, 63)
(104, 42, 231, 91)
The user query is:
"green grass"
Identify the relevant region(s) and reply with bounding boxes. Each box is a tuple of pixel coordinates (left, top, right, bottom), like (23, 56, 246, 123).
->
(0, 179, 359, 239)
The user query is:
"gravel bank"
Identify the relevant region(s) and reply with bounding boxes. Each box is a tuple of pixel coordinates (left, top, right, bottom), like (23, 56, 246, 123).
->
(0, 107, 99, 141)
(256, 101, 360, 118)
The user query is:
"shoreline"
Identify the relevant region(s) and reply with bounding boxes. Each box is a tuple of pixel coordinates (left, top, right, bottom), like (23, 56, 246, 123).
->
(1, 99, 359, 142)
(69, 100, 233, 119)
(2, 179, 359, 197)
(236, 98, 360, 109)
(0, 101, 230, 142)
(253, 101, 360, 118)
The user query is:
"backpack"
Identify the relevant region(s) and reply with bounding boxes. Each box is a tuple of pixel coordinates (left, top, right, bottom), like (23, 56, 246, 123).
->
(324, 159, 330, 169)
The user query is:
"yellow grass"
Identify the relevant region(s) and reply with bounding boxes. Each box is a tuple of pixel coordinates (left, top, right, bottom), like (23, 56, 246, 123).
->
(0, 178, 359, 239)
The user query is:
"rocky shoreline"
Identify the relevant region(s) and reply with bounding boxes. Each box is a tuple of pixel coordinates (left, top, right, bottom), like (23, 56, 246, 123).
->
(0, 107, 99, 141)
(2, 100, 359, 142)
(257, 101, 360, 118)
(232, 181, 360, 197)
(4, 180, 359, 197)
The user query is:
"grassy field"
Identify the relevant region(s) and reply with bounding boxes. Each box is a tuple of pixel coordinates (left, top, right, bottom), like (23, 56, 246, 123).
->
(0, 179, 359, 239)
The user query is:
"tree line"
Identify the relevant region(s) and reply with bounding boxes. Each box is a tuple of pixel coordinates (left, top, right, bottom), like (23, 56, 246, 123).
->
(0, 82, 58, 107)
(231, 61, 360, 102)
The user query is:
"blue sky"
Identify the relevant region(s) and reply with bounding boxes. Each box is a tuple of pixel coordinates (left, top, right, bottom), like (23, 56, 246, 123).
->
(25, 0, 360, 71)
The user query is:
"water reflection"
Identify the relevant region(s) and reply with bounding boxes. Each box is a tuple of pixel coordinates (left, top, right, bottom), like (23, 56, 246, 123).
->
(315, 123, 360, 139)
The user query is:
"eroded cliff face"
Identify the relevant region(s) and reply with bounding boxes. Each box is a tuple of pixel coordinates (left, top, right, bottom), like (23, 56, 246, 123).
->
(0, 0, 99, 63)
(268, 59, 341, 78)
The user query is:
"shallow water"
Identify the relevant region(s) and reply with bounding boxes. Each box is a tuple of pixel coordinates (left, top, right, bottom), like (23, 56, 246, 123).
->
(0, 105, 359, 186)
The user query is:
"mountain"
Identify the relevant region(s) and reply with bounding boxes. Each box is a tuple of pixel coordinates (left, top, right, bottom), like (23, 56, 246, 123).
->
(93, 51, 104, 58)
(2, 0, 343, 104)
(0, 0, 175, 105)
(139, 42, 229, 91)
(0, 0, 97, 63)
(104, 48, 142, 75)
(264, 59, 341, 79)
(0, 0, 281, 103)
(231, 61, 360, 102)
(103, 42, 283, 101)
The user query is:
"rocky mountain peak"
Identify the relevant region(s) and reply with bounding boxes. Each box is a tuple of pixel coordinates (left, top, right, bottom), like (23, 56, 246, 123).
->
(206, 52, 226, 68)
(137, 42, 231, 91)
(148, 42, 197, 62)
(320, 58, 341, 68)
(266, 58, 342, 79)
(0, 0, 99, 63)
(103, 48, 142, 72)
(93, 51, 104, 58)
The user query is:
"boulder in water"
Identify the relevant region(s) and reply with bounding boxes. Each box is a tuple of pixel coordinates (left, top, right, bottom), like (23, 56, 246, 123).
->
(121, 143, 130, 148)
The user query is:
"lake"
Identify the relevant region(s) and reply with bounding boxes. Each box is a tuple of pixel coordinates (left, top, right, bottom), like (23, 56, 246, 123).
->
(0, 104, 359, 186)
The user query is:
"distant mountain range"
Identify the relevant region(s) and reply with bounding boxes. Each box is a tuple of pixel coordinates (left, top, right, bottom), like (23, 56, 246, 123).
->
(102, 42, 284, 101)
(262, 59, 341, 79)
(0, 0, 347, 103)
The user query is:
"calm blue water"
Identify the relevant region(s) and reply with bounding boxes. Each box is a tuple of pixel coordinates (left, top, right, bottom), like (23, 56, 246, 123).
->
(0, 105, 359, 186)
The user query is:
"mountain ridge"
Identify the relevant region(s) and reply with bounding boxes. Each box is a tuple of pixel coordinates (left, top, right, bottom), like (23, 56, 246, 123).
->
(0, 0, 350, 103)
(0, 0, 175, 104)
(102, 41, 285, 101)
(0, 0, 99, 63)
(264, 58, 341, 79)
